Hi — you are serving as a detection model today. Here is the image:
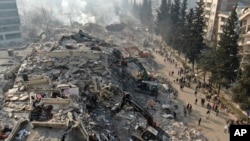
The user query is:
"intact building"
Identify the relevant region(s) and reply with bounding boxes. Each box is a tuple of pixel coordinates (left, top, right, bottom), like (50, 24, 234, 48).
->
(238, 7, 250, 66)
(0, 0, 22, 46)
(203, 0, 243, 47)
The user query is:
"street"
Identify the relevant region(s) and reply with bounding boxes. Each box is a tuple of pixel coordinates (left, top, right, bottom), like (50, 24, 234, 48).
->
(152, 50, 236, 141)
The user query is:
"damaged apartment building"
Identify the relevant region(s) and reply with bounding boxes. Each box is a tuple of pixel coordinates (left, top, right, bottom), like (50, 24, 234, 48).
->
(0, 25, 208, 141)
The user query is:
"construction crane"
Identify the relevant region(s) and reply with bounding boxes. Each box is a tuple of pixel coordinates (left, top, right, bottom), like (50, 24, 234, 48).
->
(111, 93, 170, 141)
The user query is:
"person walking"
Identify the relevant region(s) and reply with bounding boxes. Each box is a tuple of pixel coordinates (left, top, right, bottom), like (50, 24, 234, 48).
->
(194, 90, 197, 97)
(183, 108, 187, 117)
(195, 98, 198, 105)
(206, 110, 210, 119)
(188, 105, 192, 115)
(173, 112, 177, 119)
(216, 109, 219, 116)
(198, 118, 201, 126)
(186, 103, 190, 110)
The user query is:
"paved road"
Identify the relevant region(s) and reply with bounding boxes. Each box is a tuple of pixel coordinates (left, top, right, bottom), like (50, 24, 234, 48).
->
(151, 51, 236, 141)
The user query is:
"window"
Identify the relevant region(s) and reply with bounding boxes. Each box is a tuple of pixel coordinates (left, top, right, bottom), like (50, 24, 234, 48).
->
(221, 17, 226, 22)
(0, 10, 19, 18)
(205, 10, 210, 15)
(5, 33, 21, 40)
(0, 35, 4, 40)
(0, 2, 16, 9)
(206, 3, 212, 7)
(1, 26, 19, 32)
(0, 17, 20, 25)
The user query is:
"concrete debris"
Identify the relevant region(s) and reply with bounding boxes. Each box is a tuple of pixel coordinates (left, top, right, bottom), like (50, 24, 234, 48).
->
(15, 129, 30, 140)
(0, 28, 207, 141)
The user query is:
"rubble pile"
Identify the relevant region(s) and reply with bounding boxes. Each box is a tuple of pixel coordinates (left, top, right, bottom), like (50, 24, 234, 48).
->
(0, 29, 208, 141)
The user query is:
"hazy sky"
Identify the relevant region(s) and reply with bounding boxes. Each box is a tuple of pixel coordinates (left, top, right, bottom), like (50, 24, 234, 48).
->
(16, 0, 196, 25)
(16, 0, 122, 25)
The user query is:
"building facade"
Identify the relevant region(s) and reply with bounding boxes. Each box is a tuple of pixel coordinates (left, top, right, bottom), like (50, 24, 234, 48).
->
(203, 0, 242, 47)
(217, 12, 229, 45)
(0, 0, 22, 46)
(238, 7, 250, 66)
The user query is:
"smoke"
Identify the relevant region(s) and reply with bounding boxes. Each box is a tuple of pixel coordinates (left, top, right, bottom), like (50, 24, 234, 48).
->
(16, 0, 125, 26)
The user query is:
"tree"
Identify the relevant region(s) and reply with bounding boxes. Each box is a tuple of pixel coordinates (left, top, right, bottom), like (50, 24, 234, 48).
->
(186, 0, 205, 71)
(232, 64, 250, 110)
(155, 0, 171, 38)
(176, 0, 188, 54)
(168, 0, 181, 48)
(140, 0, 153, 28)
(197, 48, 216, 83)
(215, 4, 239, 94)
(132, 0, 141, 19)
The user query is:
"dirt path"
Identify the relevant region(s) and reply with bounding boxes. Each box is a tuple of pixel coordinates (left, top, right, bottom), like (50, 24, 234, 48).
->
(151, 51, 235, 141)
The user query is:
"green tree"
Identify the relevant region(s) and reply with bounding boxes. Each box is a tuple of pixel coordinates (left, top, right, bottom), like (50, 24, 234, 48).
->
(155, 0, 171, 39)
(168, 0, 181, 48)
(215, 4, 239, 94)
(176, 0, 188, 54)
(186, 0, 205, 71)
(132, 0, 141, 18)
(140, 0, 153, 28)
(232, 64, 250, 110)
(183, 8, 194, 59)
(197, 48, 216, 83)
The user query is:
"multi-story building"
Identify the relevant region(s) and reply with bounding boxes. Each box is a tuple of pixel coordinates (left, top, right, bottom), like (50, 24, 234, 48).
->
(217, 12, 229, 45)
(0, 0, 22, 46)
(238, 7, 250, 66)
(203, 0, 242, 47)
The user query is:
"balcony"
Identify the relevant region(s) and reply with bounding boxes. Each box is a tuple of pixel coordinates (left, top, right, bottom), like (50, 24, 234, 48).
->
(205, 7, 211, 11)
(241, 30, 250, 38)
(239, 9, 250, 21)
(205, 0, 212, 3)
(240, 56, 250, 65)
(238, 41, 243, 47)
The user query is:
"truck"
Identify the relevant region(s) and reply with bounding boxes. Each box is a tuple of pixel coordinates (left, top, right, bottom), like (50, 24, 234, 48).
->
(111, 93, 170, 141)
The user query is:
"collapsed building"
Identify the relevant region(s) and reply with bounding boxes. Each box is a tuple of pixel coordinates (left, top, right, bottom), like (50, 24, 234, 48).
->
(0, 27, 207, 141)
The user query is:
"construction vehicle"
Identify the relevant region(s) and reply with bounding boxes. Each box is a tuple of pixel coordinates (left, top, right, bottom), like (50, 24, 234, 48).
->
(122, 57, 159, 95)
(111, 49, 159, 95)
(111, 93, 170, 141)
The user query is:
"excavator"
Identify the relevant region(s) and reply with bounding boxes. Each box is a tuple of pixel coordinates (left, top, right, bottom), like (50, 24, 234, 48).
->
(111, 49, 159, 96)
(111, 93, 170, 141)
(122, 57, 159, 96)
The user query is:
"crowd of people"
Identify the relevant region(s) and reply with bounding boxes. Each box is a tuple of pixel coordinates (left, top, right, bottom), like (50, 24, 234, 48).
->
(154, 47, 241, 133)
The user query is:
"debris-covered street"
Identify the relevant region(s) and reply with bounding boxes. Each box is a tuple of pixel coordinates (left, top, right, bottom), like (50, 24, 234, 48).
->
(0, 23, 209, 141)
